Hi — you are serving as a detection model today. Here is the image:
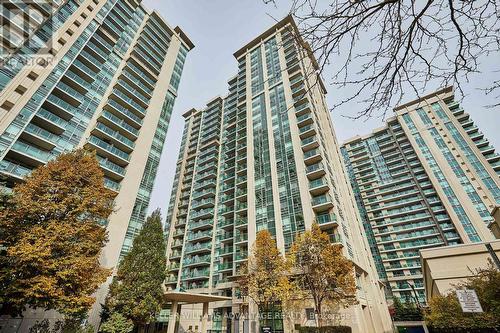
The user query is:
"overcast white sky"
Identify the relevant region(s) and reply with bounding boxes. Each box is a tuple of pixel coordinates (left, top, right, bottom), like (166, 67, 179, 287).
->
(144, 0, 500, 217)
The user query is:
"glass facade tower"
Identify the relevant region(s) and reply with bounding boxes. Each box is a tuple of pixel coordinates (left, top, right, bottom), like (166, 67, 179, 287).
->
(0, 0, 193, 326)
(164, 16, 393, 333)
(342, 87, 500, 304)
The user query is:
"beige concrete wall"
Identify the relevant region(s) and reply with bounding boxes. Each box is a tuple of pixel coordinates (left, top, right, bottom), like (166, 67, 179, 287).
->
(421, 240, 500, 299)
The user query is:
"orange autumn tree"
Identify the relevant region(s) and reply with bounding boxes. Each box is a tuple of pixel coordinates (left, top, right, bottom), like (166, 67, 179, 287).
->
(237, 230, 297, 321)
(0, 149, 114, 318)
(289, 224, 357, 327)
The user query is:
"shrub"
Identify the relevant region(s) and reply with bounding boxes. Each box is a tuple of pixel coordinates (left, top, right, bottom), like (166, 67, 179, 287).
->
(298, 326, 352, 333)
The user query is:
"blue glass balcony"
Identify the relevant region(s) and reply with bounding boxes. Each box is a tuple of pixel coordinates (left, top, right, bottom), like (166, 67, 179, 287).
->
(94, 122, 135, 151)
(97, 156, 126, 179)
(104, 177, 121, 193)
(23, 123, 59, 149)
(34, 109, 67, 134)
(10, 141, 52, 165)
(100, 111, 139, 138)
(106, 99, 143, 126)
(112, 90, 147, 116)
(0, 160, 31, 179)
(87, 135, 130, 164)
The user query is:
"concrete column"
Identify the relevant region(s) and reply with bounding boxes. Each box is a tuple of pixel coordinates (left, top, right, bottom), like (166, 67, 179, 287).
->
(167, 301, 179, 333)
(201, 302, 209, 333)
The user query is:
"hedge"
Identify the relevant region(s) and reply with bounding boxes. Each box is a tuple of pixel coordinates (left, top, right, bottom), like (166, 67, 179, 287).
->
(428, 328, 499, 333)
(298, 326, 352, 333)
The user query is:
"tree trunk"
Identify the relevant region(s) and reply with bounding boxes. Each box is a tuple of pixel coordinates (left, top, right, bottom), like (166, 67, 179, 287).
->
(315, 301, 322, 329)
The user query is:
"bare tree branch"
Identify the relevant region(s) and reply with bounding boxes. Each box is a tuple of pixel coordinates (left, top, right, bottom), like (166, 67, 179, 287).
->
(265, 0, 500, 119)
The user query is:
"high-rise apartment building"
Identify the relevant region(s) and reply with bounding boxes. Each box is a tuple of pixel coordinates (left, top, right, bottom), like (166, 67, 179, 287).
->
(342, 87, 500, 304)
(0, 0, 193, 328)
(1, 1, 66, 57)
(164, 16, 392, 333)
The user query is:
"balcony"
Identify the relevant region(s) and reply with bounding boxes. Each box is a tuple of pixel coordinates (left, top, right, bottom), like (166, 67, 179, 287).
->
(182, 269, 210, 281)
(329, 233, 343, 245)
(104, 178, 121, 193)
(70, 59, 97, 82)
(187, 230, 212, 242)
(303, 148, 322, 165)
(218, 262, 233, 272)
(9, 141, 51, 166)
(183, 255, 211, 268)
(0, 160, 31, 180)
(184, 242, 212, 255)
(182, 281, 210, 290)
(235, 233, 248, 244)
(235, 251, 248, 261)
(190, 208, 214, 221)
(177, 210, 188, 218)
(63, 70, 90, 94)
(102, 19, 122, 40)
(486, 152, 500, 162)
(287, 60, 301, 75)
(54, 81, 84, 106)
(44, 95, 78, 120)
(87, 135, 130, 165)
(132, 48, 161, 73)
(191, 198, 215, 210)
(171, 239, 183, 249)
(299, 124, 316, 139)
(306, 162, 325, 180)
(126, 62, 156, 87)
(97, 156, 126, 180)
(291, 84, 306, 99)
(235, 217, 248, 228)
(235, 202, 247, 212)
(218, 246, 234, 257)
(218, 231, 234, 242)
(93, 122, 135, 153)
(311, 194, 334, 212)
(296, 113, 314, 127)
(236, 175, 247, 186)
(92, 34, 113, 52)
(170, 251, 182, 259)
(116, 79, 150, 106)
(197, 154, 218, 166)
(22, 123, 59, 150)
(289, 74, 304, 89)
(165, 275, 178, 285)
(316, 212, 337, 228)
(301, 136, 319, 152)
(111, 90, 147, 117)
(480, 146, 495, 155)
(100, 111, 139, 139)
(295, 101, 311, 116)
(197, 162, 217, 174)
(32, 109, 67, 135)
(192, 188, 216, 200)
(167, 262, 181, 271)
(309, 178, 329, 195)
(173, 229, 185, 238)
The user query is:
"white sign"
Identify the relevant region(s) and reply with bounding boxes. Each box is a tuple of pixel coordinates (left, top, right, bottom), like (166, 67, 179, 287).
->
(456, 289, 483, 313)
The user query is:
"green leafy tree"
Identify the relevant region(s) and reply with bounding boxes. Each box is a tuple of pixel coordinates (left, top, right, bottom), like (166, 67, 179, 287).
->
(100, 313, 133, 333)
(289, 224, 357, 328)
(106, 210, 166, 326)
(392, 298, 423, 321)
(425, 261, 500, 329)
(0, 149, 114, 317)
